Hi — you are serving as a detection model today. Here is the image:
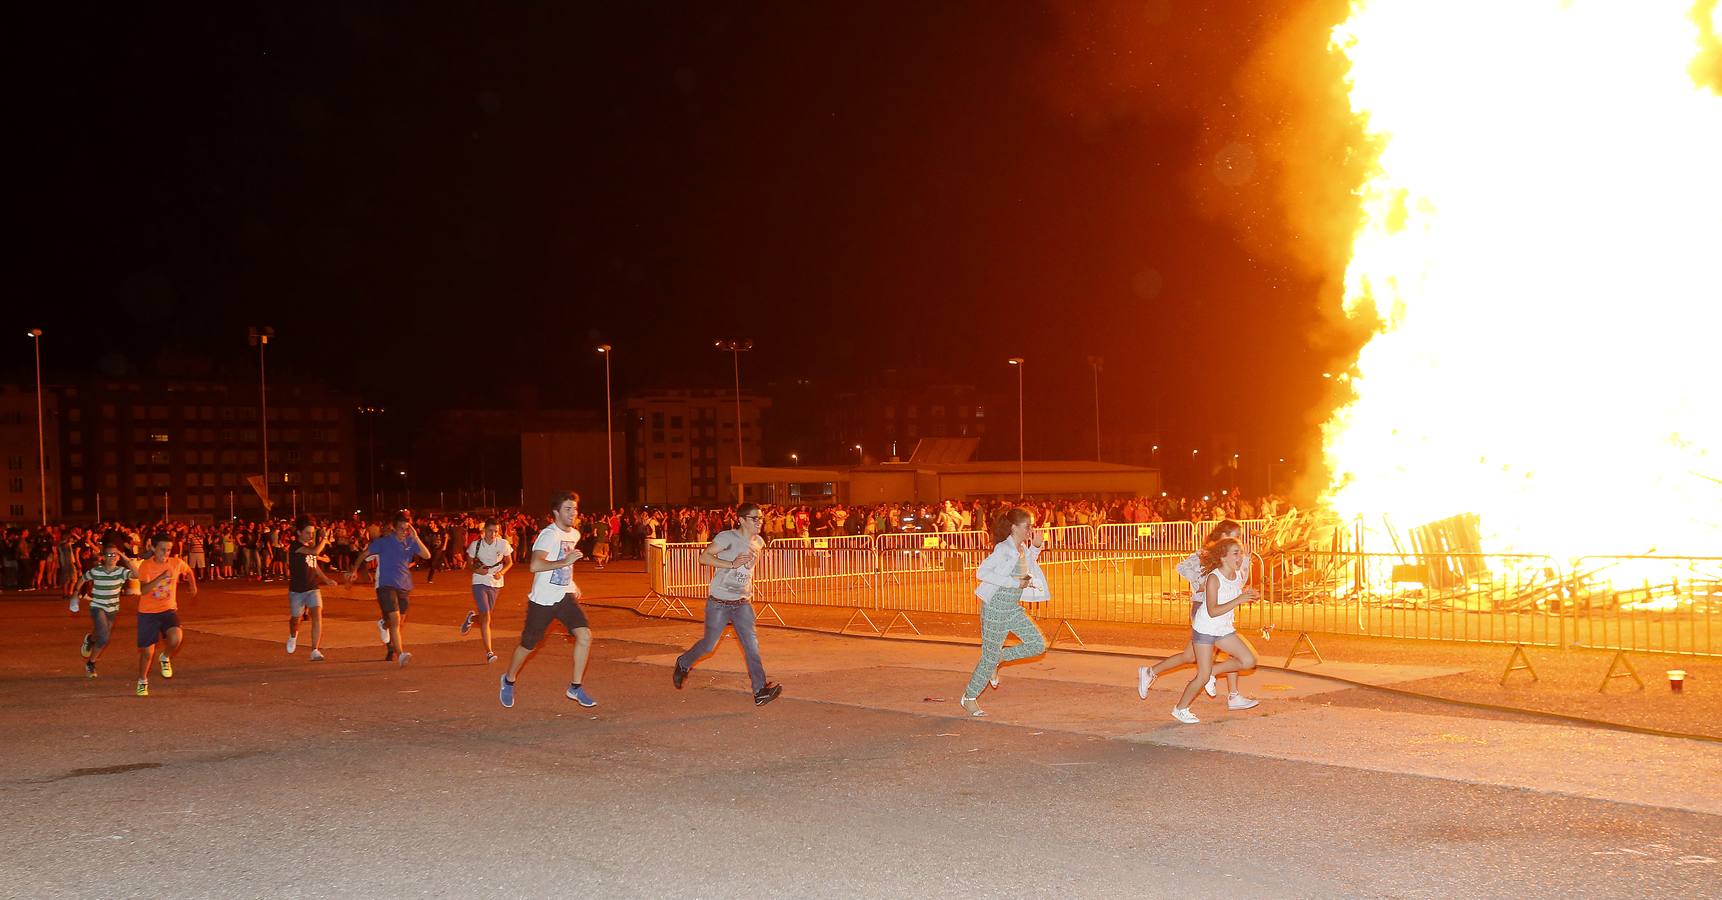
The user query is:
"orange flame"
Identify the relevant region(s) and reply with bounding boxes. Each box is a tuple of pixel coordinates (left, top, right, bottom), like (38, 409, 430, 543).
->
(1321, 0, 1722, 565)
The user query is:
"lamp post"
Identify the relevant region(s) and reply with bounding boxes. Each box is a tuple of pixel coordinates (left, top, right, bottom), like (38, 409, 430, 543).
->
(714, 339, 753, 502)
(789, 452, 799, 465)
(1007, 358, 1025, 497)
(399, 470, 410, 509)
(27, 329, 46, 525)
(248, 327, 274, 516)
(853, 443, 863, 464)
(357, 405, 384, 514)
(1087, 355, 1103, 463)
(597, 345, 615, 511)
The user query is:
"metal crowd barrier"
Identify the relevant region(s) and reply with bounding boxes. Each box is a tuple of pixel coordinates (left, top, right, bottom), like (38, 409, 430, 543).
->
(635, 525, 1721, 658)
(1564, 556, 1722, 657)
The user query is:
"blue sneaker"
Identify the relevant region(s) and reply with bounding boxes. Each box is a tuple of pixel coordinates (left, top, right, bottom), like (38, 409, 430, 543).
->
(567, 684, 596, 707)
(499, 675, 515, 709)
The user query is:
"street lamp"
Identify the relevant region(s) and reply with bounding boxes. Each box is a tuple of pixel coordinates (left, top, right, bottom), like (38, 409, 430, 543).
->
(789, 452, 800, 465)
(247, 326, 274, 517)
(1007, 358, 1025, 497)
(853, 443, 863, 464)
(1087, 355, 1103, 463)
(597, 344, 614, 510)
(27, 329, 46, 525)
(357, 405, 385, 513)
(399, 470, 410, 509)
(714, 339, 753, 502)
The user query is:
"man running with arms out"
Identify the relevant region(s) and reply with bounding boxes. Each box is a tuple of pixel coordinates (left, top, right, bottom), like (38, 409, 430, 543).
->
(499, 491, 595, 709)
(350, 512, 430, 666)
(672, 503, 782, 706)
(67, 543, 130, 678)
(460, 517, 513, 663)
(287, 517, 338, 661)
(135, 534, 196, 697)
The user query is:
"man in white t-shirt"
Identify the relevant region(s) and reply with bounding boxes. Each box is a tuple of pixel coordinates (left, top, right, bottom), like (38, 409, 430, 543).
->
(500, 492, 595, 709)
(460, 517, 514, 664)
(672, 502, 782, 706)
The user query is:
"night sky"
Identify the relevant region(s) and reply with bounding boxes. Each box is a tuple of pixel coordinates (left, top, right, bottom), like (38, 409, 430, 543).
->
(17, 1, 1368, 467)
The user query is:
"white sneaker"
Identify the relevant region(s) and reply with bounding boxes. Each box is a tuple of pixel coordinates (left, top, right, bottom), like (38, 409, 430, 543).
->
(1228, 693, 1259, 710)
(398, 652, 412, 668)
(68, 596, 80, 613)
(376, 619, 389, 644)
(1137, 666, 1154, 700)
(286, 635, 297, 654)
(1171, 706, 1200, 724)
(1204, 676, 1218, 698)
(309, 649, 325, 661)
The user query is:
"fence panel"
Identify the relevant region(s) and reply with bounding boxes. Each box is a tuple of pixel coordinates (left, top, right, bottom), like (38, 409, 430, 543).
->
(1035, 549, 1196, 627)
(751, 545, 881, 615)
(1253, 551, 1566, 648)
(1566, 556, 1722, 657)
(873, 532, 989, 616)
(1095, 522, 1198, 555)
(768, 534, 878, 552)
(1036, 525, 1098, 549)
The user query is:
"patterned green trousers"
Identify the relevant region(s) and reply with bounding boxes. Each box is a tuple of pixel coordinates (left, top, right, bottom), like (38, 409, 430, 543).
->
(964, 587, 1047, 699)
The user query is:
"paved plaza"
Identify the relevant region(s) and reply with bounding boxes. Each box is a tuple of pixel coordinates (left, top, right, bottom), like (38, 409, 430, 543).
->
(3, 568, 1718, 898)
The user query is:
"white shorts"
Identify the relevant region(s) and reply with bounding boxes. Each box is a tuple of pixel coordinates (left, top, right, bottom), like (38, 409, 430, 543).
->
(289, 590, 323, 616)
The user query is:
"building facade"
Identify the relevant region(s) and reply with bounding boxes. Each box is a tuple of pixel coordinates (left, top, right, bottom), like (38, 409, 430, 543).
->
(626, 389, 770, 505)
(53, 379, 357, 521)
(0, 385, 61, 524)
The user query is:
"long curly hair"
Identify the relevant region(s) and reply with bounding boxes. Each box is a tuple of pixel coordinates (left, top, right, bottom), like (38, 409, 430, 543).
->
(1199, 537, 1242, 578)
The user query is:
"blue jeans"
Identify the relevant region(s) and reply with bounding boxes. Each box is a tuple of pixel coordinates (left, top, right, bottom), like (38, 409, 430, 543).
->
(676, 598, 767, 693)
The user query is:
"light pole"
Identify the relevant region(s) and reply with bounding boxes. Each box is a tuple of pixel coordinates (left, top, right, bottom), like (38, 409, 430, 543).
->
(399, 470, 410, 509)
(789, 452, 799, 465)
(27, 329, 46, 525)
(853, 443, 863, 464)
(357, 405, 384, 513)
(1007, 358, 1025, 497)
(248, 326, 274, 517)
(1087, 355, 1103, 463)
(714, 339, 753, 502)
(597, 345, 614, 511)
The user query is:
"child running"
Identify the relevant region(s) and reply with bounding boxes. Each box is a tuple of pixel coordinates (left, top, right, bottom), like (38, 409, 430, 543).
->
(1170, 537, 1259, 724)
(1138, 520, 1257, 710)
(460, 517, 514, 664)
(958, 507, 1049, 717)
(67, 544, 130, 678)
(134, 533, 197, 697)
(287, 517, 338, 661)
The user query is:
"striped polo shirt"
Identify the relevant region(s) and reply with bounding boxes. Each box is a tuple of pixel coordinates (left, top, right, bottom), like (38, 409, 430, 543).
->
(85, 565, 130, 613)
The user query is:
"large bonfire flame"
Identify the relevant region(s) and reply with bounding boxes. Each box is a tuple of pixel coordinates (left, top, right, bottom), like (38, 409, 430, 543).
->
(1321, 0, 1722, 564)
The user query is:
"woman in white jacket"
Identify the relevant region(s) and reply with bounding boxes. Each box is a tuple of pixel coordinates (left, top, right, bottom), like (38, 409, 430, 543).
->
(960, 508, 1050, 717)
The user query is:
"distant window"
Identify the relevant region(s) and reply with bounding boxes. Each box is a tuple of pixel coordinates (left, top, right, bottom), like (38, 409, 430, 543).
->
(150, 433, 170, 443)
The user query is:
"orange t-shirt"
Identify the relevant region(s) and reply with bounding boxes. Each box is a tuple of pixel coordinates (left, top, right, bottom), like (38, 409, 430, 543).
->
(137, 557, 191, 613)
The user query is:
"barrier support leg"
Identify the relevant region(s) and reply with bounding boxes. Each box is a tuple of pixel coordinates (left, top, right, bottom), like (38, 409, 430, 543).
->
(636, 592, 665, 616)
(656, 595, 694, 619)
(840, 608, 883, 636)
(882, 611, 922, 636)
(1284, 631, 1324, 668)
(754, 601, 786, 627)
(1597, 649, 1643, 693)
(1040, 618, 1085, 649)
(1500, 644, 1538, 685)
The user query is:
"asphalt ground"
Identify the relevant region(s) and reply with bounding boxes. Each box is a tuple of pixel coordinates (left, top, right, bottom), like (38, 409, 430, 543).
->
(2, 568, 1718, 899)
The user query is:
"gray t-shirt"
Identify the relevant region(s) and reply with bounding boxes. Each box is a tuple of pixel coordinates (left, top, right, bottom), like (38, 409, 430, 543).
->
(707, 529, 765, 601)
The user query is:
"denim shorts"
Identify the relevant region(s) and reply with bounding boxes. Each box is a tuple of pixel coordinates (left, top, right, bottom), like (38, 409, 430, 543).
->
(1191, 629, 1234, 646)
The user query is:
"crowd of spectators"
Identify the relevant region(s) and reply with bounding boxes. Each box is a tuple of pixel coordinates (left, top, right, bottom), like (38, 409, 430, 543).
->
(2, 492, 1287, 592)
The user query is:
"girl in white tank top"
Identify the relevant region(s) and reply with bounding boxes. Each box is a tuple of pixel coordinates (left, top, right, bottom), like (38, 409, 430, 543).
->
(1192, 565, 1245, 636)
(1171, 538, 1260, 724)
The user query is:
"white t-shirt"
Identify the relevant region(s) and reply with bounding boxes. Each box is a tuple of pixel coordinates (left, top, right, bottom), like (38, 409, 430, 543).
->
(468, 537, 514, 588)
(1192, 566, 1245, 636)
(707, 529, 765, 601)
(528, 525, 581, 606)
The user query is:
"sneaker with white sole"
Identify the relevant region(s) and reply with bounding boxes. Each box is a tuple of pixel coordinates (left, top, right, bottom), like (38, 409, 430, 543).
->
(1171, 706, 1199, 724)
(159, 655, 173, 679)
(286, 635, 297, 654)
(460, 611, 475, 635)
(567, 685, 596, 707)
(499, 675, 515, 708)
(376, 619, 389, 644)
(309, 649, 325, 661)
(1227, 693, 1259, 710)
(1204, 676, 1217, 698)
(397, 651, 412, 668)
(81, 634, 93, 659)
(1137, 666, 1154, 699)
(485, 651, 497, 664)
(136, 680, 149, 697)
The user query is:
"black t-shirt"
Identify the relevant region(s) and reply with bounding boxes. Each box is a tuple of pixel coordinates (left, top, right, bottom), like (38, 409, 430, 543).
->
(289, 542, 321, 593)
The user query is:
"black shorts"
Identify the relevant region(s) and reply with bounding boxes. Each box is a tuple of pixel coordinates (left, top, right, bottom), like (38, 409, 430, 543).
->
(376, 587, 411, 617)
(136, 610, 181, 648)
(519, 594, 589, 650)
